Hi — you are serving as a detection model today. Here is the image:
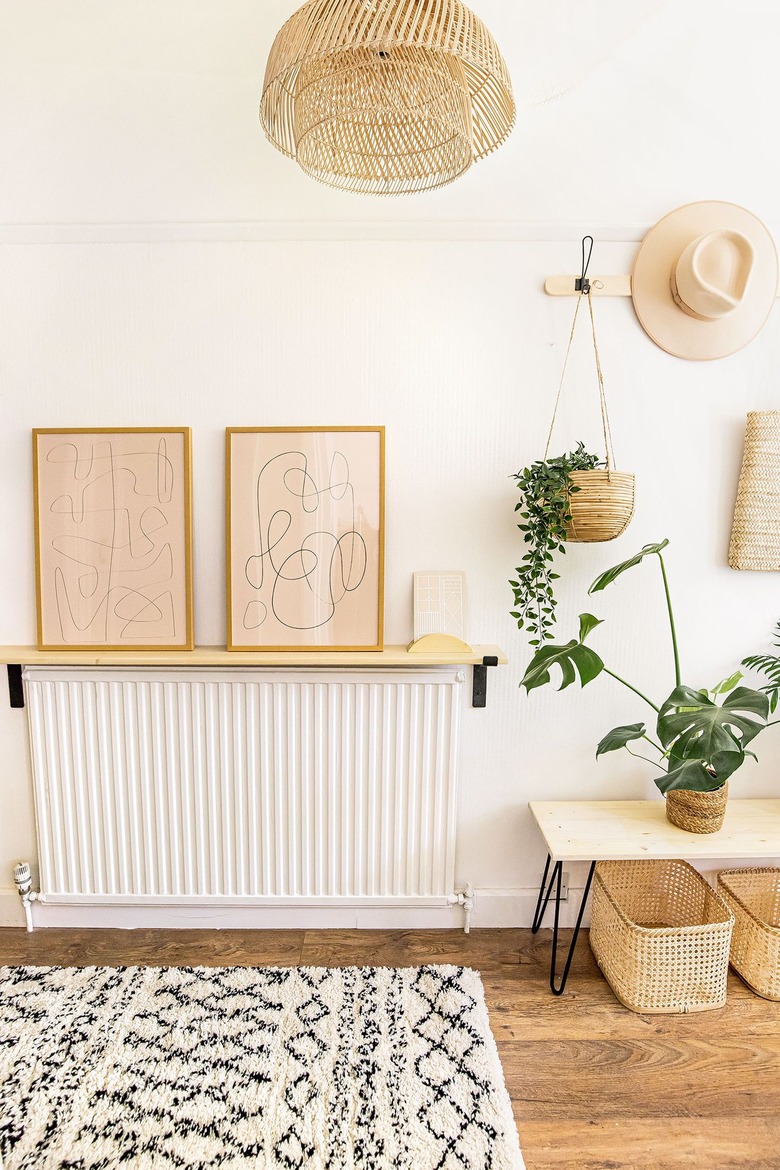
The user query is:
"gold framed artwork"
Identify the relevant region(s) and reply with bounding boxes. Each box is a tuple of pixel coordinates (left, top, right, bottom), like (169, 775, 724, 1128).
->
(226, 427, 385, 651)
(33, 428, 194, 650)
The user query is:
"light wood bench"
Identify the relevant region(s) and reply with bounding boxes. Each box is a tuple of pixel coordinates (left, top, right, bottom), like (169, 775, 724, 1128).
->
(529, 799, 780, 995)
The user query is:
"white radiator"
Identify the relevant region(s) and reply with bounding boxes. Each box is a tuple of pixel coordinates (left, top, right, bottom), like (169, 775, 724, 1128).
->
(23, 667, 464, 909)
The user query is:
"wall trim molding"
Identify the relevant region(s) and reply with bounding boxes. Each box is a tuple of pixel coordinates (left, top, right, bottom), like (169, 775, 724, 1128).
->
(0, 221, 653, 246)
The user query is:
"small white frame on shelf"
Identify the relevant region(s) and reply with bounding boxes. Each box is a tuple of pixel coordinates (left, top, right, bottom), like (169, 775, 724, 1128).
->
(413, 572, 468, 643)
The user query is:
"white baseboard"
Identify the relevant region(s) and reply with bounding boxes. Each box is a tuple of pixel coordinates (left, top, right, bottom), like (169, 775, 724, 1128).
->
(472, 888, 591, 929)
(6, 864, 777, 934)
(0, 891, 24, 928)
(0, 887, 590, 932)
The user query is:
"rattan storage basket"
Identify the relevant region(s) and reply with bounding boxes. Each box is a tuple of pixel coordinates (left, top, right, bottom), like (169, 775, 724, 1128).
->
(589, 859, 734, 1014)
(566, 470, 636, 542)
(717, 868, 780, 1000)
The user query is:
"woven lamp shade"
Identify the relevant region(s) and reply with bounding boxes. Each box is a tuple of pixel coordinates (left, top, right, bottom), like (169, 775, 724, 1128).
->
(260, 0, 515, 195)
(729, 412, 780, 571)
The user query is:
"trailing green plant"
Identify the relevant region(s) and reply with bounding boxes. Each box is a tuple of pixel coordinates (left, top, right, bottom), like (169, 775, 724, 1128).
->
(742, 620, 780, 713)
(520, 539, 779, 794)
(509, 442, 602, 646)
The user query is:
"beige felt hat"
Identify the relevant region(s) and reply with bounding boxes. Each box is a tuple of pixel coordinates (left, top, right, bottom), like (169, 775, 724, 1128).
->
(632, 201, 778, 360)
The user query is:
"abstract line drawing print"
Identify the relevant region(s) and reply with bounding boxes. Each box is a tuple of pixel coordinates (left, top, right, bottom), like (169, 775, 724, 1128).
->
(34, 430, 192, 649)
(243, 449, 367, 633)
(228, 428, 384, 651)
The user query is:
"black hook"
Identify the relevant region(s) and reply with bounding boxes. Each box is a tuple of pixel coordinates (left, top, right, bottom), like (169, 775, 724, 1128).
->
(575, 235, 594, 294)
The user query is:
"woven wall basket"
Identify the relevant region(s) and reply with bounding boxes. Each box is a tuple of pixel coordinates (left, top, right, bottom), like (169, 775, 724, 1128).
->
(666, 783, 728, 835)
(718, 868, 780, 1001)
(729, 411, 780, 571)
(566, 470, 636, 543)
(590, 859, 734, 1014)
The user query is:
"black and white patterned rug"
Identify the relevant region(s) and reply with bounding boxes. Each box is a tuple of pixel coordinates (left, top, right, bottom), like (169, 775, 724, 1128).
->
(0, 964, 524, 1169)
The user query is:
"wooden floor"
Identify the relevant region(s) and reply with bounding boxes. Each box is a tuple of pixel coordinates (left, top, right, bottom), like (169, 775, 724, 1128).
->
(1, 926, 778, 1170)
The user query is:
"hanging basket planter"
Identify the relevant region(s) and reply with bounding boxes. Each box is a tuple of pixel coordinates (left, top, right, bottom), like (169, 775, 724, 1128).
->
(511, 241, 636, 645)
(566, 469, 636, 543)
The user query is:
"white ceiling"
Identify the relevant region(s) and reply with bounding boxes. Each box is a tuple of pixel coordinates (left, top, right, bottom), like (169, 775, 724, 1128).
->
(1, 0, 778, 227)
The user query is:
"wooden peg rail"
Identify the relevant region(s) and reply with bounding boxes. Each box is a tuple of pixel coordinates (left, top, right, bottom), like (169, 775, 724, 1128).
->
(544, 275, 780, 299)
(544, 275, 632, 297)
(1, 645, 508, 711)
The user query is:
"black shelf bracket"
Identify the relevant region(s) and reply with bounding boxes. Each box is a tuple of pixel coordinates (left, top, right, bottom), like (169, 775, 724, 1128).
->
(472, 655, 499, 708)
(7, 665, 24, 709)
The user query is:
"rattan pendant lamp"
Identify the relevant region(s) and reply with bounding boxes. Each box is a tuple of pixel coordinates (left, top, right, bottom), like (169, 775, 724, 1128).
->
(260, 0, 516, 195)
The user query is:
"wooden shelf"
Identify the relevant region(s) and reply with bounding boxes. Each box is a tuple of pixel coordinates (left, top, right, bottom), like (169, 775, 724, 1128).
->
(1, 645, 507, 709)
(0, 644, 506, 668)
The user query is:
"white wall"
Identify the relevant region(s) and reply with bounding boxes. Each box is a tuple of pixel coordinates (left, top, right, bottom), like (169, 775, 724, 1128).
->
(1, 0, 779, 927)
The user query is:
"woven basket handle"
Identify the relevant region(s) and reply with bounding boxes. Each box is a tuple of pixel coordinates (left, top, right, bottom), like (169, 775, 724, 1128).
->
(544, 289, 618, 474)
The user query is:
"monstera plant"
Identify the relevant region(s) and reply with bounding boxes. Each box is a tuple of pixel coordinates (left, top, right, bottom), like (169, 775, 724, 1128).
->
(520, 540, 778, 813)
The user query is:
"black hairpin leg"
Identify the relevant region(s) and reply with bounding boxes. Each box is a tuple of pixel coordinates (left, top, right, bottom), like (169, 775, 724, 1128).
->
(531, 855, 596, 996)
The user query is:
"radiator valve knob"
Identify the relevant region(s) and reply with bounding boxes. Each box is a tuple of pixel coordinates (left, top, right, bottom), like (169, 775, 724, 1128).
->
(13, 861, 32, 896)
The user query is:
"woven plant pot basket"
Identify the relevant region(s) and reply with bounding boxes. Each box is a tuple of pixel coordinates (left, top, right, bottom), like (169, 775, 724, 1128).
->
(666, 783, 728, 834)
(729, 411, 780, 571)
(566, 470, 636, 543)
(589, 859, 734, 1014)
(717, 868, 780, 1000)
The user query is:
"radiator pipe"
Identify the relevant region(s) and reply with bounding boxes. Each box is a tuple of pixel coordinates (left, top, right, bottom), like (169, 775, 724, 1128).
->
(13, 862, 40, 933)
(448, 883, 475, 934)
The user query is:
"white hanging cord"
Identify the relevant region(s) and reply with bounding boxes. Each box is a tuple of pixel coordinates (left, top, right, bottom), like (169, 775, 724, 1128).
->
(587, 290, 617, 475)
(543, 293, 584, 461)
(518, 1, 671, 109)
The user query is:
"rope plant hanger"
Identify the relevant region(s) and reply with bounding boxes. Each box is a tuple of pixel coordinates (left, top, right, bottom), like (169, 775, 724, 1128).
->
(544, 238, 635, 543)
(511, 239, 635, 646)
(260, 0, 516, 195)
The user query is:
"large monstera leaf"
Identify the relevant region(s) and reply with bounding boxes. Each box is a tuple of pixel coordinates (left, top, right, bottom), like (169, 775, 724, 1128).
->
(589, 540, 670, 594)
(521, 614, 604, 693)
(655, 749, 747, 795)
(657, 685, 769, 763)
